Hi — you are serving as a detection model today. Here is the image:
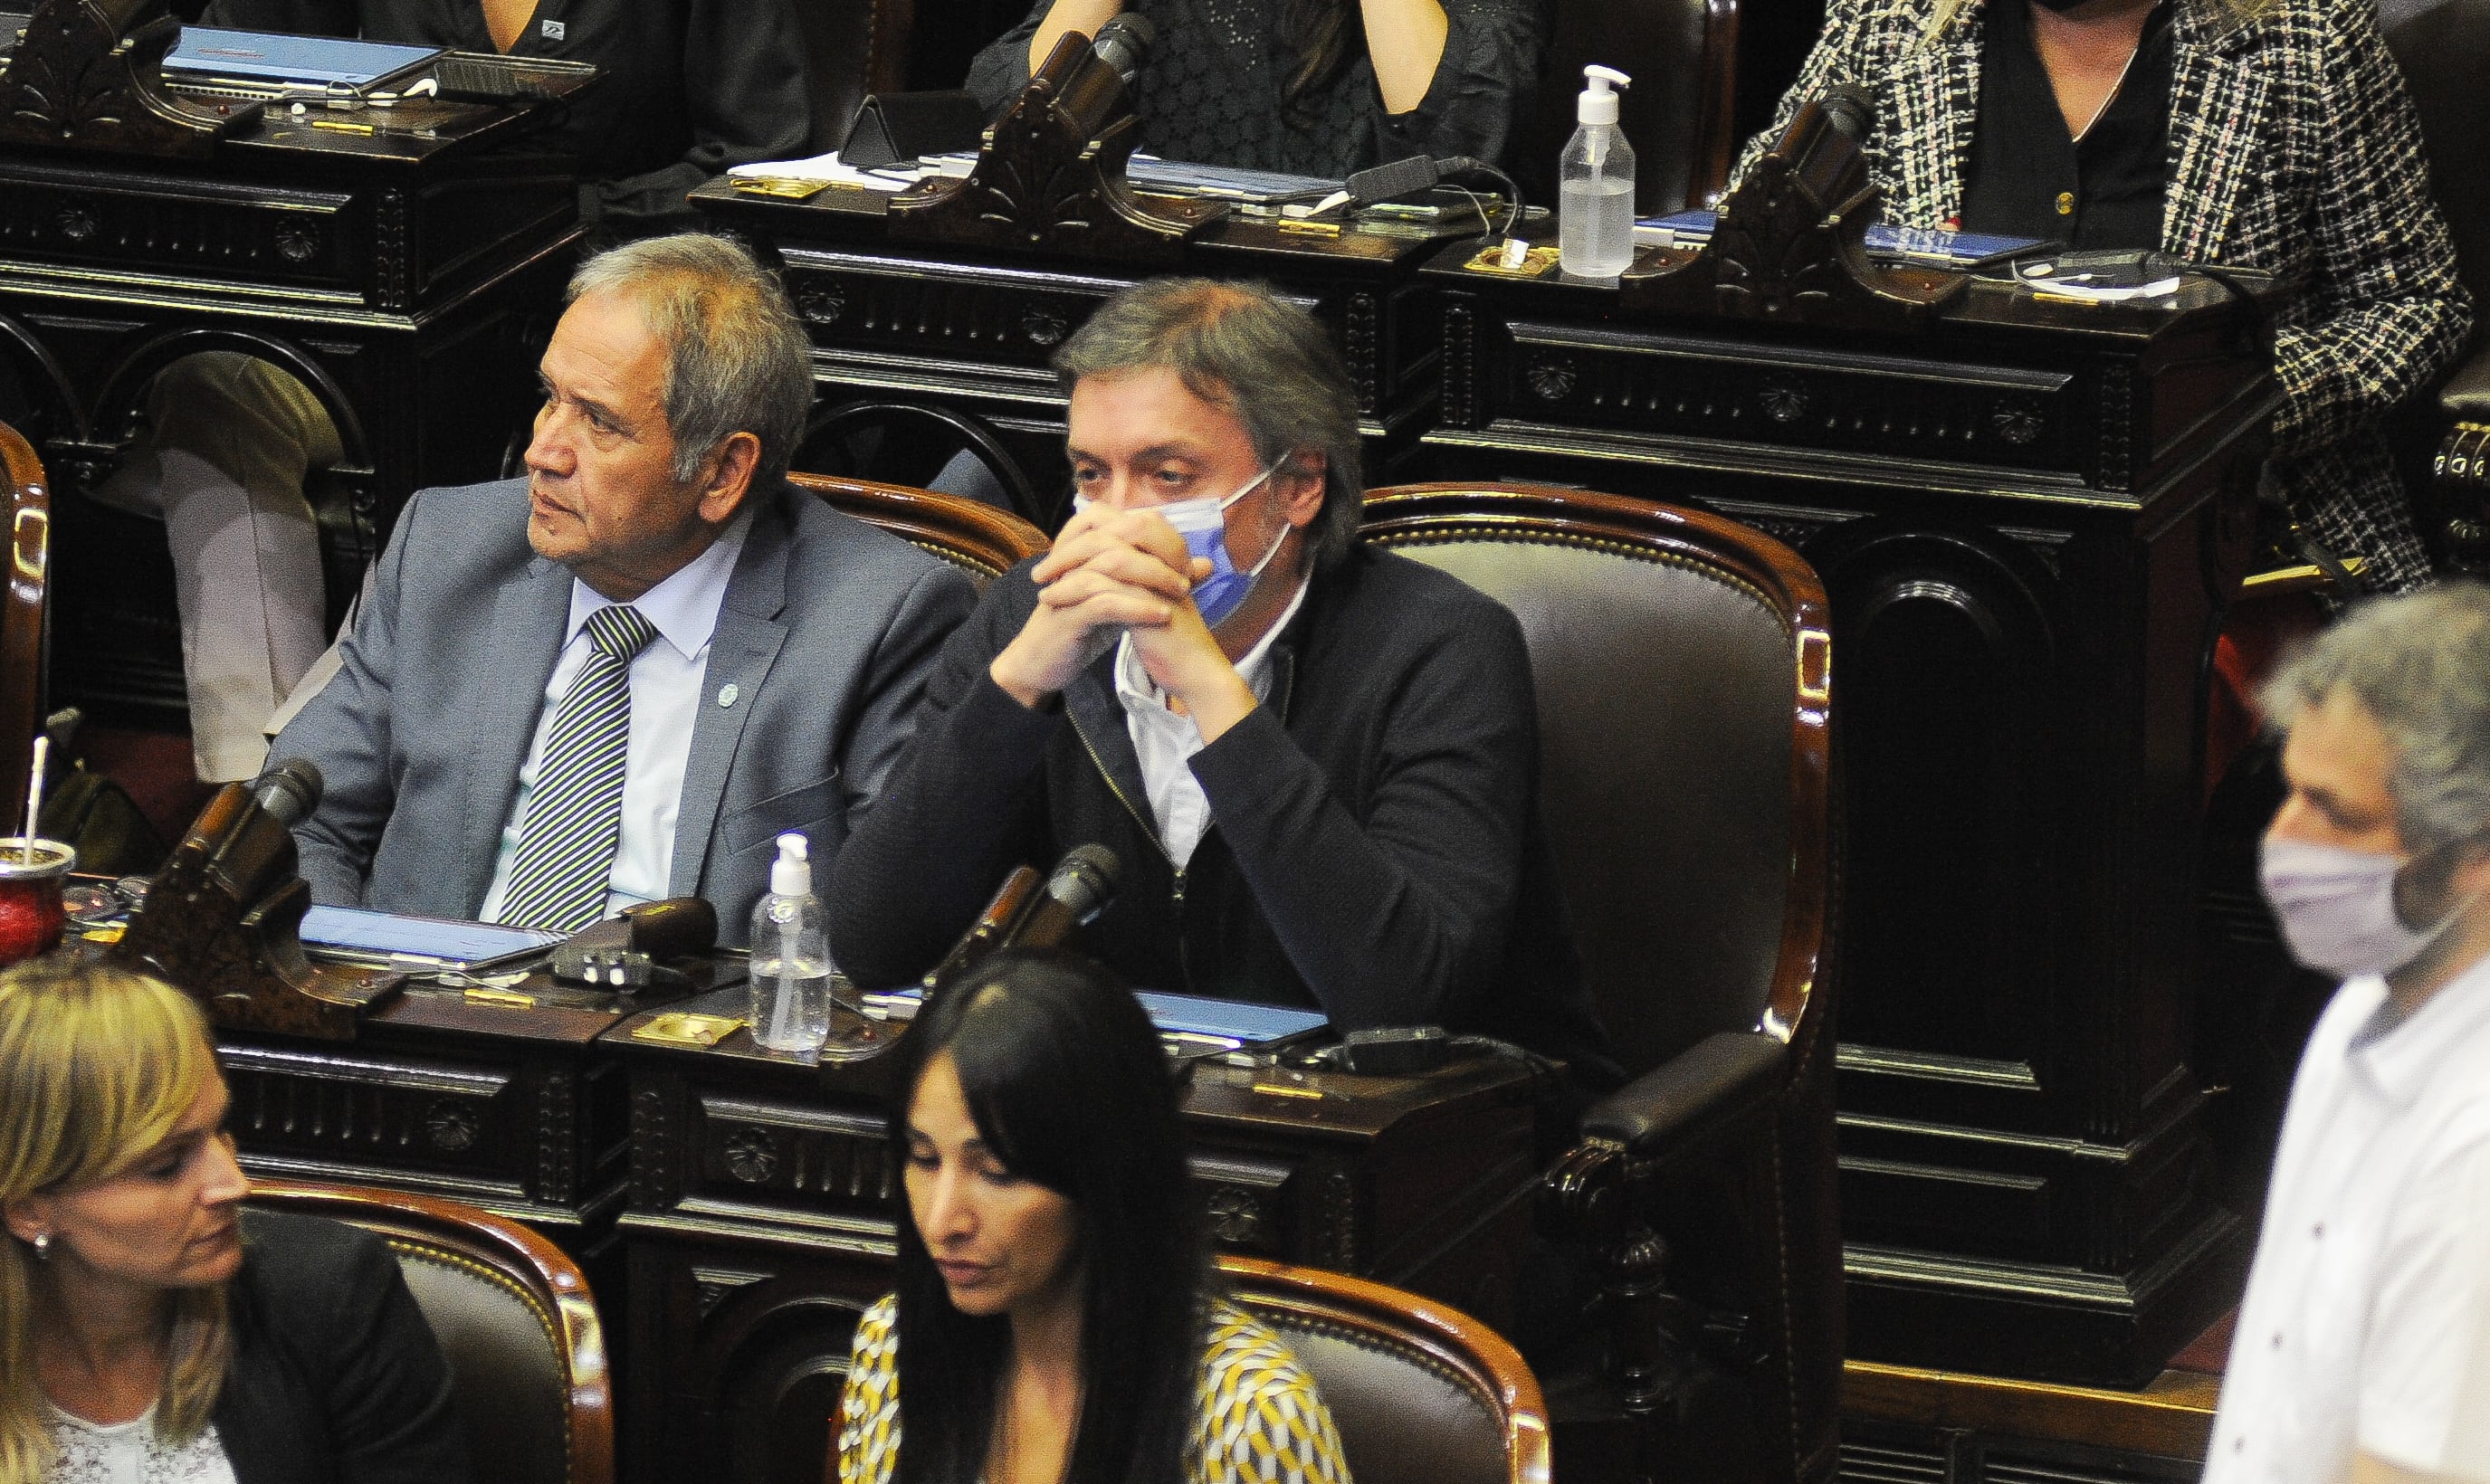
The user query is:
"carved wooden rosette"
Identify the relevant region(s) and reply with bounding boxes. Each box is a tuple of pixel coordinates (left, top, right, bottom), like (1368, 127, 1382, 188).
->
(108, 784, 400, 1039)
(0, 0, 251, 157)
(885, 32, 1223, 263)
(1620, 103, 1963, 330)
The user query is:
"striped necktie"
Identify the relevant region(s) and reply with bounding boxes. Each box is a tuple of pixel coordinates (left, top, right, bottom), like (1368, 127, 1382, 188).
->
(494, 604, 661, 933)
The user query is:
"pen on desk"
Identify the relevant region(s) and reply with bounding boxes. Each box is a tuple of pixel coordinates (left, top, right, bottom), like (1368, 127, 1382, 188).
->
(310, 118, 377, 135)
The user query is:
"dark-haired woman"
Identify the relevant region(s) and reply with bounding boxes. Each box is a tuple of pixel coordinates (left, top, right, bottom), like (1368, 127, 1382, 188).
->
(965, 0, 1541, 177)
(1741, 0, 2470, 592)
(835, 952, 1352, 1484)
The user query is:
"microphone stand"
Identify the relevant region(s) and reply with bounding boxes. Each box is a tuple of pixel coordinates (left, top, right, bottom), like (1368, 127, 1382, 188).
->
(109, 783, 403, 1040)
(886, 31, 1226, 262)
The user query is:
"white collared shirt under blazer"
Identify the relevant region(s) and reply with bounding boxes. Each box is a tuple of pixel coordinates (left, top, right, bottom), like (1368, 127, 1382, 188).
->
(481, 510, 753, 924)
(2206, 951, 2490, 1484)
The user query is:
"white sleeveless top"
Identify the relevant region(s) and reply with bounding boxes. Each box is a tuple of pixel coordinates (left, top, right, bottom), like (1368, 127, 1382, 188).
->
(46, 1404, 236, 1484)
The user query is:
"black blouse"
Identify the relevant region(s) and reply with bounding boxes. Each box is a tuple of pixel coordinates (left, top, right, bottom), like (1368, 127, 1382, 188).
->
(965, 0, 1543, 179)
(1958, 0, 2172, 251)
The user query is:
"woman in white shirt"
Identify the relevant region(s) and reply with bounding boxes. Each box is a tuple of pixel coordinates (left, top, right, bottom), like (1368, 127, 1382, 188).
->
(0, 961, 472, 1484)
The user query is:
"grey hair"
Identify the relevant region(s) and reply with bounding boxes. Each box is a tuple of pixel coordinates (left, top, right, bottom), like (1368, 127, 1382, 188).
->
(2262, 583, 2490, 855)
(1054, 278, 1363, 569)
(566, 233, 814, 489)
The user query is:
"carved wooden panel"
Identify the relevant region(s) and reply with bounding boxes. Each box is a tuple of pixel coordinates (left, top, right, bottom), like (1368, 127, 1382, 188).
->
(1502, 320, 2078, 474)
(0, 164, 358, 290)
(778, 249, 1123, 377)
(694, 1092, 898, 1213)
(221, 1041, 524, 1194)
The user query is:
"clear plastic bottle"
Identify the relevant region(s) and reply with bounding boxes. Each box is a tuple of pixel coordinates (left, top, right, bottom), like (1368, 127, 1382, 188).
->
(1559, 65, 1637, 281)
(749, 832, 831, 1056)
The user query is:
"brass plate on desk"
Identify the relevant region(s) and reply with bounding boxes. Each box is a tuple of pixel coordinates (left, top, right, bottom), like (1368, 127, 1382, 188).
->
(733, 176, 831, 201)
(1462, 242, 1560, 278)
(633, 1011, 746, 1047)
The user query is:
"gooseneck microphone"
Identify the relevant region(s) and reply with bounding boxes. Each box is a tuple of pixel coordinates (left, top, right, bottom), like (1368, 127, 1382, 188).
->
(1006, 843, 1123, 952)
(248, 758, 323, 828)
(1092, 12, 1157, 86)
(1818, 82, 1875, 141)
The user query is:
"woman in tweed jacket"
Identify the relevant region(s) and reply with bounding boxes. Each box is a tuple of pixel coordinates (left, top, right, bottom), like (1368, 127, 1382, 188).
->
(1740, 0, 2472, 591)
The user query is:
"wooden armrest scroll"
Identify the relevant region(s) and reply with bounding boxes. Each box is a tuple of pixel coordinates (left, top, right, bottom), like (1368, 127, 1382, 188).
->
(0, 0, 254, 157)
(107, 784, 400, 1039)
(884, 31, 1224, 262)
(1620, 99, 1963, 329)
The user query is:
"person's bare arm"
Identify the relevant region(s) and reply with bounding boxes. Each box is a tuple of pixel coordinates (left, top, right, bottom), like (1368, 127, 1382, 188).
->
(1027, 0, 1125, 73)
(1360, 0, 1450, 113)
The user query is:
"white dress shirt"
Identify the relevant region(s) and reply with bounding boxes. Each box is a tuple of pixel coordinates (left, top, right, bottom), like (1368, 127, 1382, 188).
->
(481, 511, 752, 924)
(2205, 948, 2490, 1484)
(1112, 576, 1308, 869)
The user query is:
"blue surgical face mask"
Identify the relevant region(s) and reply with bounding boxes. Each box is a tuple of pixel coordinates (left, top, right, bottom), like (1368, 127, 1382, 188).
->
(2257, 837, 2472, 980)
(1072, 458, 1291, 627)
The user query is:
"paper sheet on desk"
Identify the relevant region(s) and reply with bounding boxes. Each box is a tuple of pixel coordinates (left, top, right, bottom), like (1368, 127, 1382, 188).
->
(727, 153, 921, 192)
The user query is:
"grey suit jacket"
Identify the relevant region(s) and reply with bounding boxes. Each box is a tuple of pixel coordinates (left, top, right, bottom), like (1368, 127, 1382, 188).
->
(272, 476, 978, 946)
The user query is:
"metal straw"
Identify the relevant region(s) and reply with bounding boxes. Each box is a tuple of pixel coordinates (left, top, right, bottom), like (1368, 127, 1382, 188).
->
(21, 735, 45, 865)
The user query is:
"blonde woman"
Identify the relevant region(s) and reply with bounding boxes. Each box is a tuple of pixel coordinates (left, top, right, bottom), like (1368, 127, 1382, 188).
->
(1739, 0, 2472, 594)
(0, 961, 471, 1484)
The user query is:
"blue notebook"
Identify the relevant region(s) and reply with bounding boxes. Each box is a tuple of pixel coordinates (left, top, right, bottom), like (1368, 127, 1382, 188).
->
(298, 906, 564, 973)
(870, 985, 1329, 1045)
(1636, 210, 2045, 267)
(167, 27, 444, 88)
(1132, 991, 1330, 1044)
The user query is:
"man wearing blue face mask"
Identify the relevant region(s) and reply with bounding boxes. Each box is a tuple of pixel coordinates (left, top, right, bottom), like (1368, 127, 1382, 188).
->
(828, 278, 1616, 1085)
(2206, 583, 2490, 1484)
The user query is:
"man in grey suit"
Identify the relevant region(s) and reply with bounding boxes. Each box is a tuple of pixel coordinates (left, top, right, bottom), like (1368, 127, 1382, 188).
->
(272, 234, 978, 944)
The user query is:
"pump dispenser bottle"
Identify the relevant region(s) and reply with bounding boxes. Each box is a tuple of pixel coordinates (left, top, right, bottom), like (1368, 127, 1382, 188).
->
(749, 832, 831, 1055)
(1559, 65, 1636, 280)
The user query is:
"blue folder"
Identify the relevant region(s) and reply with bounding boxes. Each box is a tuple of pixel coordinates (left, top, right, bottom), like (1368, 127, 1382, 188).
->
(167, 27, 443, 89)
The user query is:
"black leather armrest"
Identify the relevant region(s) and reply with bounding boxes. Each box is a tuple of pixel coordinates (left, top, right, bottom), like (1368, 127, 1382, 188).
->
(2441, 345, 2490, 422)
(1580, 1030, 1788, 1159)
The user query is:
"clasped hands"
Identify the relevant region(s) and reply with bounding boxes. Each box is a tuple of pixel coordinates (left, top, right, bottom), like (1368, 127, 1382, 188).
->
(990, 503, 1261, 739)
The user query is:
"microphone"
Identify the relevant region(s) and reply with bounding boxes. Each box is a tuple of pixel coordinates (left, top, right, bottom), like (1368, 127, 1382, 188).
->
(1005, 843, 1122, 952)
(1092, 12, 1156, 85)
(1818, 83, 1875, 141)
(248, 758, 323, 828)
(1344, 153, 1501, 205)
(1342, 155, 1525, 248)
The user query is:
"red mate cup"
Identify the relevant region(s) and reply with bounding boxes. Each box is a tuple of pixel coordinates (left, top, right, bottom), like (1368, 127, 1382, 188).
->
(0, 839, 75, 966)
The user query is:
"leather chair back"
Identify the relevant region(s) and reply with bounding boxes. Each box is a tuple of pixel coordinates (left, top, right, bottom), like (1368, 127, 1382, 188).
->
(787, 471, 1050, 582)
(1510, 0, 1740, 215)
(2388, 0, 2490, 327)
(1362, 483, 1830, 1083)
(1217, 1255, 1550, 1484)
(244, 1179, 613, 1484)
(0, 420, 46, 820)
(789, 0, 918, 152)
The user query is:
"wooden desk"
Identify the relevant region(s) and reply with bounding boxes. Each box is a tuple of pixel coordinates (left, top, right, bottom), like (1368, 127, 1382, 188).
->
(610, 985, 1547, 1484)
(692, 178, 1477, 526)
(216, 975, 697, 1243)
(1423, 246, 2278, 1385)
(199, 966, 1545, 1484)
(0, 54, 591, 722)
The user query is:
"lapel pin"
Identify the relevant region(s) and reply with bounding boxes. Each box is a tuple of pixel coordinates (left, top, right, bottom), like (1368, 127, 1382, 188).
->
(540, 18, 566, 40)
(718, 683, 739, 709)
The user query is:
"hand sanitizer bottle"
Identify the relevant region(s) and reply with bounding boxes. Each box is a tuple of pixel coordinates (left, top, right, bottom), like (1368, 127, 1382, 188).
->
(749, 832, 830, 1056)
(1559, 65, 1636, 281)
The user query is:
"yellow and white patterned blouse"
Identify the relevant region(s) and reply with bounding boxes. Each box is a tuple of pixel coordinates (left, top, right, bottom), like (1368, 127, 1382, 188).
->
(836, 1294, 1354, 1484)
